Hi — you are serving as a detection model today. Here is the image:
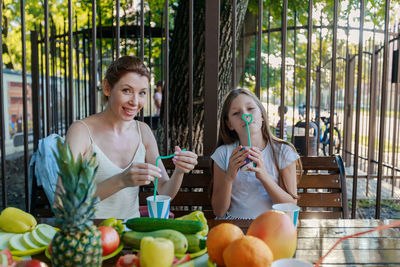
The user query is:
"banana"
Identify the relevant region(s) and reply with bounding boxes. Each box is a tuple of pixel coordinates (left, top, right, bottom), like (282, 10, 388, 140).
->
(0, 207, 37, 233)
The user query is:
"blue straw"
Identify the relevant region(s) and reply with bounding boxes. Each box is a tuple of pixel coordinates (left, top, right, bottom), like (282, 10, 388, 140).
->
(153, 148, 187, 201)
(242, 114, 253, 147)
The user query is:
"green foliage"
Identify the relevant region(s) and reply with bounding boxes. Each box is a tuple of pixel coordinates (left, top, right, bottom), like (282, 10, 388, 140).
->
(357, 199, 400, 211)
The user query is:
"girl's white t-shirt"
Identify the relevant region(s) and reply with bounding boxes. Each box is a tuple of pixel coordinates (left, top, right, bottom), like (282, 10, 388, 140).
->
(211, 140, 299, 219)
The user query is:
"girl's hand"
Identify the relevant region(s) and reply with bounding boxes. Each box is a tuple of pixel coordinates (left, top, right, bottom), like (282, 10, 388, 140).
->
(172, 146, 198, 174)
(226, 146, 249, 181)
(247, 147, 269, 181)
(121, 162, 162, 187)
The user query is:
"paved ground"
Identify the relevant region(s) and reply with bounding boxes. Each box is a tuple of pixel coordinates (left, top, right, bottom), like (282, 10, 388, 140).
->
(345, 166, 400, 200)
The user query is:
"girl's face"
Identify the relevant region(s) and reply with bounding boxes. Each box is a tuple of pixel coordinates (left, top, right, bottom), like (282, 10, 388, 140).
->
(226, 94, 264, 135)
(104, 72, 149, 121)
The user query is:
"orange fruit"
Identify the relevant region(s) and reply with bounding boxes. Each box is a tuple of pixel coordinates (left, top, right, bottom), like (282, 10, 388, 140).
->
(206, 223, 244, 266)
(223, 235, 274, 267)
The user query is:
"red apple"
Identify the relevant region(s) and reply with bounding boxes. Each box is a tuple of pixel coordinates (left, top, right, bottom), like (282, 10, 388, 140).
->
(15, 260, 49, 267)
(247, 210, 297, 260)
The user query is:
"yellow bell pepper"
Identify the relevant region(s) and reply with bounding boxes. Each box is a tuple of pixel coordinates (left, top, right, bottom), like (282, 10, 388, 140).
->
(140, 237, 174, 267)
(176, 211, 208, 236)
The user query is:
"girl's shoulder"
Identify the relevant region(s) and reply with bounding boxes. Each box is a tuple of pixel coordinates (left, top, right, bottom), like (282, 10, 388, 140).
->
(214, 141, 239, 154)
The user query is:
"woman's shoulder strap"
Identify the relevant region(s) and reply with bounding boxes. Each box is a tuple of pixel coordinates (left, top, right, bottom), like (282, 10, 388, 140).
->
(76, 120, 94, 144)
(136, 120, 143, 143)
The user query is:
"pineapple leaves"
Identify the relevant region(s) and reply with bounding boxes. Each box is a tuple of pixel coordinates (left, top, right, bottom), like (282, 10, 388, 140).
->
(53, 138, 99, 226)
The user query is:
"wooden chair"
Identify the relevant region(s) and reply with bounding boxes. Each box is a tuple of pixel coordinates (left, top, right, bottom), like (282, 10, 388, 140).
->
(30, 173, 54, 217)
(139, 157, 214, 219)
(297, 155, 348, 219)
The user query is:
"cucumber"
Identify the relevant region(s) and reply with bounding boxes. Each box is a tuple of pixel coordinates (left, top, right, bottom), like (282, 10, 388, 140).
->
(185, 233, 207, 253)
(122, 229, 188, 254)
(125, 217, 204, 234)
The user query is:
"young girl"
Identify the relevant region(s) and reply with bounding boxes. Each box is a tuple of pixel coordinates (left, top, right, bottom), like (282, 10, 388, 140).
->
(211, 89, 301, 219)
(63, 56, 198, 219)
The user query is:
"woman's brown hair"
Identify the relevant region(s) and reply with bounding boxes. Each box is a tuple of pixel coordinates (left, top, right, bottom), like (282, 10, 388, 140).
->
(216, 88, 302, 199)
(102, 55, 150, 103)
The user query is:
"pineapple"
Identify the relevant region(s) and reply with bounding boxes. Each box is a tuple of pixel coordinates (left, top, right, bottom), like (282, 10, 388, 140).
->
(51, 138, 103, 266)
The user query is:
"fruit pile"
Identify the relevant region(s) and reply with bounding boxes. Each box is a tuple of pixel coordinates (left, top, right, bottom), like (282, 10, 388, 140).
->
(0, 207, 56, 254)
(116, 210, 208, 267)
(207, 210, 298, 267)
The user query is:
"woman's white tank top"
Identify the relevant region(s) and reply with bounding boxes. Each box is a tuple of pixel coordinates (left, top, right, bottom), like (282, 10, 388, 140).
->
(78, 120, 145, 219)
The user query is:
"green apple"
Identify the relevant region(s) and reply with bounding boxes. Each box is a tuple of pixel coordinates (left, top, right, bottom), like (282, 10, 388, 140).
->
(31, 228, 48, 247)
(8, 234, 29, 251)
(0, 232, 15, 250)
(35, 224, 56, 243)
(139, 237, 174, 267)
(22, 232, 41, 249)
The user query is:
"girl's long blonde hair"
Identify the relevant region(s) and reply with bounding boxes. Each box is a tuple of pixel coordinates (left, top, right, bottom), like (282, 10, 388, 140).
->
(216, 88, 302, 199)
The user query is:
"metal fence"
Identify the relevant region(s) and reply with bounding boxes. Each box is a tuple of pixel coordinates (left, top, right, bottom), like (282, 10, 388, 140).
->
(1, 0, 399, 219)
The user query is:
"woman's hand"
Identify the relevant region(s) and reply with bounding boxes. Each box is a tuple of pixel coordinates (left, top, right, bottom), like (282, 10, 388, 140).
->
(120, 162, 162, 187)
(226, 146, 248, 181)
(172, 146, 198, 174)
(247, 147, 269, 182)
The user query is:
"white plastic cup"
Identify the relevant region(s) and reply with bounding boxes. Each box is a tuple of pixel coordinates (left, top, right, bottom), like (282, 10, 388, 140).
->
(146, 195, 171, 219)
(272, 203, 300, 228)
(271, 258, 313, 267)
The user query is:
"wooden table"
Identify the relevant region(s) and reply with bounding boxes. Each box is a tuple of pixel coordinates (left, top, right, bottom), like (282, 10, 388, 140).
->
(35, 218, 400, 266)
(210, 219, 400, 266)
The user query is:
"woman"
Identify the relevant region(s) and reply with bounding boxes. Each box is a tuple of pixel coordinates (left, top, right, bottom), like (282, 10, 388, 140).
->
(64, 56, 198, 219)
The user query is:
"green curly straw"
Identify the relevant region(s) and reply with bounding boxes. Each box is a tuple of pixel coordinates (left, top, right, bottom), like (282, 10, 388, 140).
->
(154, 148, 187, 201)
(242, 114, 253, 147)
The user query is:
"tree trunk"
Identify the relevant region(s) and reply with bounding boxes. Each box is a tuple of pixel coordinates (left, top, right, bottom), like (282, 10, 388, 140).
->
(157, 0, 249, 155)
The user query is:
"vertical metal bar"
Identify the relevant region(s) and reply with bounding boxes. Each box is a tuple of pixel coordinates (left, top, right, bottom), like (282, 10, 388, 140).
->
(231, 0, 236, 89)
(139, 0, 145, 122)
(204, 0, 220, 156)
(255, 0, 262, 98)
(241, 18, 244, 87)
(163, 0, 170, 154)
(45, 0, 50, 135)
(140, 0, 144, 60)
(51, 25, 57, 133)
(56, 27, 60, 134)
(83, 31, 88, 117)
(111, 4, 114, 61)
(280, 0, 287, 140)
(68, 0, 73, 126)
(91, 0, 97, 115)
(63, 21, 68, 135)
(292, 11, 297, 140)
(352, 0, 365, 219)
(343, 18, 350, 163)
(116, 0, 120, 58)
(266, 11, 270, 112)
(305, 0, 313, 156)
(329, 0, 339, 155)
(75, 18, 81, 120)
(98, 4, 103, 110)
(31, 31, 40, 150)
(376, 0, 391, 219)
(189, 0, 194, 151)
(124, 8, 127, 55)
(148, 11, 152, 126)
(316, 13, 323, 155)
(20, 0, 29, 211)
(392, 33, 400, 196)
(40, 26, 45, 136)
(0, 1, 7, 209)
